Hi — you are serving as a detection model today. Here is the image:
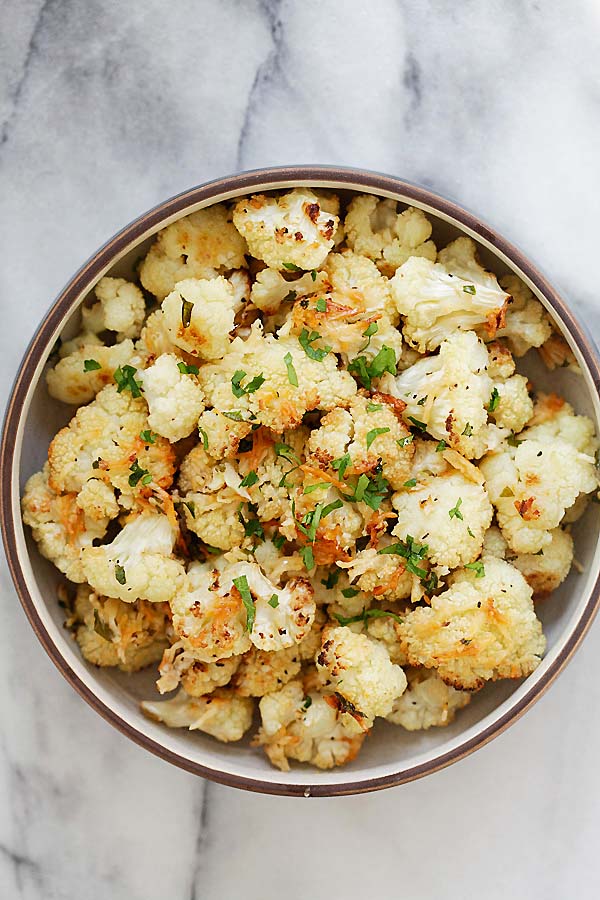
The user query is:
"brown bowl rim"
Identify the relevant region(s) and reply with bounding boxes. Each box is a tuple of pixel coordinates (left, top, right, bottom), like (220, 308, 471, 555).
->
(2, 164, 600, 797)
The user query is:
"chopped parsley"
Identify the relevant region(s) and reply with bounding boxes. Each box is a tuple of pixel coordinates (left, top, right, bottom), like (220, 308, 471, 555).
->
(348, 345, 396, 390)
(315, 297, 327, 312)
(299, 328, 331, 361)
(321, 569, 340, 590)
(360, 321, 378, 352)
(507, 433, 522, 447)
(177, 361, 200, 375)
(284, 352, 298, 386)
(198, 427, 209, 451)
(268, 594, 279, 608)
(366, 426, 390, 449)
(283, 262, 302, 271)
(302, 695, 313, 710)
(181, 299, 194, 328)
(407, 415, 427, 431)
(222, 410, 245, 421)
(334, 608, 403, 627)
(436, 440, 447, 452)
(487, 387, 500, 413)
(467, 525, 475, 538)
(397, 435, 414, 447)
(93, 610, 113, 641)
(341, 587, 360, 598)
(128, 459, 152, 487)
(310, 270, 317, 282)
(303, 482, 330, 494)
(367, 402, 383, 412)
(140, 429, 157, 444)
(231, 369, 265, 397)
(233, 575, 255, 631)
(416, 395, 427, 406)
(240, 470, 259, 488)
(465, 560, 486, 577)
(272, 533, 286, 550)
(463, 284, 477, 295)
(274, 442, 300, 465)
(403, 478, 417, 488)
(114, 364, 142, 398)
(183, 500, 196, 518)
(462, 423, 473, 437)
(299, 545, 315, 570)
(332, 453, 351, 480)
(114, 564, 126, 585)
(378, 535, 428, 578)
(344, 472, 390, 510)
(244, 518, 264, 540)
(449, 498, 463, 520)
(83, 358, 101, 372)
(321, 499, 344, 518)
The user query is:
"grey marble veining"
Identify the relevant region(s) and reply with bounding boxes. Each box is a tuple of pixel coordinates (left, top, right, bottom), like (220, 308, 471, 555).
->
(2, 1, 600, 897)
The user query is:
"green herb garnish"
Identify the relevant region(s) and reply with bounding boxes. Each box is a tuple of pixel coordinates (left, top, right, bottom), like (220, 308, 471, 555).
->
(240, 470, 259, 488)
(83, 358, 102, 372)
(449, 498, 463, 520)
(233, 575, 255, 631)
(114, 564, 126, 585)
(299, 328, 331, 361)
(366, 427, 390, 450)
(268, 594, 280, 608)
(284, 352, 298, 386)
(198, 427, 209, 451)
(299, 545, 315, 570)
(348, 345, 396, 390)
(403, 478, 417, 488)
(181, 299, 194, 328)
(114, 364, 142, 398)
(332, 453, 351, 480)
(128, 459, 151, 487)
(283, 262, 302, 271)
(315, 297, 327, 312)
(465, 560, 485, 577)
(177, 361, 200, 375)
(334, 608, 403, 627)
(140, 430, 157, 444)
(463, 284, 477, 295)
(436, 440, 447, 452)
(487, 387, 500, 413)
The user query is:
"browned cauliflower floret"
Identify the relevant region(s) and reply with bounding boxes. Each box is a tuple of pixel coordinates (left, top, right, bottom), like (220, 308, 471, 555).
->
(307, 392, 414, 490)
(344, 196, 436, 274)
(512, 528, 574, 596)
(47, 383, 176, 509)
(316, 626, 407, 724)
(386, 667, 471, 729)
(233, 190, 338, 270)
(253, 677, 366, 771)
(338, 541, 415, 603)
(161, 276, 242, 361)
(21, 465, 109, 583)
(250, 268, 329, 315)
(177, 656, 241, 697)
(195, 409, 253, 459)
(233, 645, 302, 697)
(140, 205, 247, 300)
(142, 688, 254, 742)
(197, 322, 357, 433)
(135, 309, 180, 365)
(74, 584, 170, 671)
(497, 274, 553, 356)
(399, 557, 546, 690)
(323, 249, 397, 320)
(46, 338, 137, 406)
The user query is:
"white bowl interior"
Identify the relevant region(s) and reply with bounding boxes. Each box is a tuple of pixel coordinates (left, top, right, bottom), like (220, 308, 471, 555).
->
(13, 180, 600, 790)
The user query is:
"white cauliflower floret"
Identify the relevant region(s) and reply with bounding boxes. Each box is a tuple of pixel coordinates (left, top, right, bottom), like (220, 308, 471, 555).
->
(250, 268, 328, 315)
(399, 556, 546, 690)
(512, 528, 574, 596)
(178, 656, 240, 697)
(140, 205, 247, 300)
(307, 391, 414, 490)
(392, 471, 493, 569)
(169, 560, 251, 662)
(382, 330, 504, 459)
(497, 274, 553, 356)
(481, 398, 597, 553)
(21, 465, 109, 583)
(182, 489, 247, 550)
(316, 626, 407, 723)
(135, 309, 180, 364)
(344, 196, 436, 274)
(254, 678, 366, 771)
(161, 276, 240, 360)
(391, 252, 510, 353)
(82, 277, 146, 339)
(224, 561, 316, 652)
(489, 374, 533, 433)
(81, 512, 188, 603)
(75, 477, 120, 522)
(482, 525, 508, 559)
(138, 353, 204, 442)
(197, 322, 357, 433)
(233, 189, 338, 270)
(47, 383, 176, 506)
(195, 409, 252, 459)
(339, 543, 414, 603)
(46, 338, 136, 405)
(386, 667, 471, 730)
(323, 250, 397, 320)
(73, 584, 170, 672)
(233, 645, 302, 697)
(142, 688, 253, 742)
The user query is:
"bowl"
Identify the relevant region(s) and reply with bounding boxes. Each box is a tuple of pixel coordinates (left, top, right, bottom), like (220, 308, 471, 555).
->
(3, 166, 600, 797)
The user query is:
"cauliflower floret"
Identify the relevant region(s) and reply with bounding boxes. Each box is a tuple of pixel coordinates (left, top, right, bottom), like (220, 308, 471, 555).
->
(233, 189, 338, 270)
(253, 678, 366, 771)
(161, 276, 240, 361)
(277, 291, 403, 369)
(140, 205, 247, 300)
(81, 512, 188, 604)
(197, 322, 357, 433)
(155, 642, 241, 695)
(392, 471, 493, 569)
(323, 249, 397, 320)
(250, 268, 328, 315)
(482, 525, 508, 558)
(314, 568, 372, 619)
(224, 561, 316, 652)
(82, 277, 146, 339)
(135, 309, 180, 365)
(391, 252, 510, 353)
(386, 667, 471, 730)
(47, 383, 176, 507)
(399, 556, 546, 690)
(344, 196, 436, 274)
(195, 409, 252, 459)
(481, 399, 597, 553)
(363, 613, 408, 666)
(138, 353, 205, 442)
(46, 338, 136, 405)
(73, 584, 170, 671)
(142, 688, 254, 742)
(497, 274, 553, 356)
(381, 330, 505, 459)
(21, 465, 109, 583)
(338, 543, 414, 603)
(316, 626, 407, 723)
(75, 477, 120, 522)
(307, 392, 414, 490)
(489, 374, 533, 433)
(523, 393, 599, 455)
(181, 489, 246, 550)
(512, 528, 574, 596)
(486, 340, 516, 379)
(538, 332, 580, 373)
(233, 645, 302, 697)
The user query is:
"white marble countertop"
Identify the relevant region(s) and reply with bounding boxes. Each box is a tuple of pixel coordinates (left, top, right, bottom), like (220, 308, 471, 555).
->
(2, 0, 600, 897)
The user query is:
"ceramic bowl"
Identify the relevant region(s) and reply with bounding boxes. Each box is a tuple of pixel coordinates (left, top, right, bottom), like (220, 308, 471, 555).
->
(2, 166, 600, 797)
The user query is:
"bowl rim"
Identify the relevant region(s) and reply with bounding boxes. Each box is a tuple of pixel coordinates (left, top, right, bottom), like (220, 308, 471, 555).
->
(3, 164, 600, 797)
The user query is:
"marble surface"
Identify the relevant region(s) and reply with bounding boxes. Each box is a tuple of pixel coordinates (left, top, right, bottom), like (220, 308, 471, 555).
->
(2, 0, 600, 897)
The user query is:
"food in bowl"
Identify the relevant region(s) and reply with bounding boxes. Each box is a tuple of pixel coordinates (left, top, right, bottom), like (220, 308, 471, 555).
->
(21, 187, 598, 772)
